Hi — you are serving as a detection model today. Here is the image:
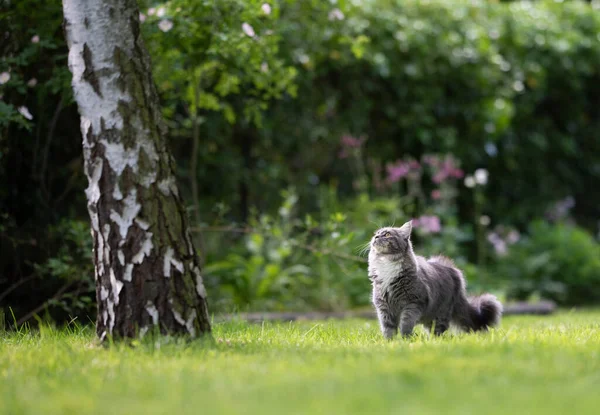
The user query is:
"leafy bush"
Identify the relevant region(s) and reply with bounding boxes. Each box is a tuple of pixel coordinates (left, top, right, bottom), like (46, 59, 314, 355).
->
(496, 221, 600, 305)
(203, 188, 373, 312)
(271, 0, 600, 227)
(140, 0, 600, 229)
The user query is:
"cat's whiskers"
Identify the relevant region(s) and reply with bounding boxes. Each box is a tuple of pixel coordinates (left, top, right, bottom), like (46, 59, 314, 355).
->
(355, 241, 372, 257)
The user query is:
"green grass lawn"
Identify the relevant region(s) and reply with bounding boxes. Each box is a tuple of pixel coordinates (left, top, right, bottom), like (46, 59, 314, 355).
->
(1, 311, 600, 415)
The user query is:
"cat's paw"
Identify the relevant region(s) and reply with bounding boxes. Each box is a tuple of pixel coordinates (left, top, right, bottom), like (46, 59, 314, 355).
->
(382, 327, 397, 340)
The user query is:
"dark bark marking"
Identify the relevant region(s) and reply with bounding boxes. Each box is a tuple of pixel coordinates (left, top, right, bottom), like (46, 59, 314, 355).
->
(130, 16, 140, 43)
(113, 48, 128, 93)
(82, 43, 102, 97)
(84, 17, 90, 29)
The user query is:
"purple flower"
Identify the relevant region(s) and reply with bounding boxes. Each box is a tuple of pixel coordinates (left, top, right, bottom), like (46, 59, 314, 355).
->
(413, 215, 441, 234)
(546, 196, 576, 221)
(487, 231, 510, 256)
(428, 155, 464, 183)
(493, 240, 507, 256)
(386, 160, 410, 183)
(451, 168, 464, 178)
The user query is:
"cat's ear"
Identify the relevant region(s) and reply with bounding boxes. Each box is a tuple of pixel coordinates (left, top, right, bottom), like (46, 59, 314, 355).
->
(398, 220, 412, 239)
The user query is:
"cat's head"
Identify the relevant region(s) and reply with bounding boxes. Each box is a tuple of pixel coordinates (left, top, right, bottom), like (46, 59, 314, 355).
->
(370, 221, 412, 255)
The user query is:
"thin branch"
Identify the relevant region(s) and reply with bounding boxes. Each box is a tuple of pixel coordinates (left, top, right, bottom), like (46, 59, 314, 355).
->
(16, 281, 75, 326)
(0, 275, 37, 304)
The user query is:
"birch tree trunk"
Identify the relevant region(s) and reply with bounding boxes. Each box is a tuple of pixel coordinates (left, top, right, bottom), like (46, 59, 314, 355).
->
(62, 0, 211, 339)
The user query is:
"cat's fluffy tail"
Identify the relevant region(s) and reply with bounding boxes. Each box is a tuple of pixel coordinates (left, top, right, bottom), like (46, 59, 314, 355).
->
(455, 294, 503, 332)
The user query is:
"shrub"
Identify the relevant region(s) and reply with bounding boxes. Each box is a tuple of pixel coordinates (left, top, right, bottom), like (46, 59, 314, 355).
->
(496, 221, 600, 305)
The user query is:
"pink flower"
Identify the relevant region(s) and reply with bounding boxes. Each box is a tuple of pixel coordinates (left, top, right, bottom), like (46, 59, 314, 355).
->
(340, 135, 366, 148)
(328, 8, 345, 21)
(507, 230, 520, 244)
(432, 172, 445, 184)
(414, 215, 441, 234)
(408, 160, 421, 170)
(451, 168, 464, 178)
(31, 35, 40, 44)
(158, 20, 173, 32)
(261, 4, 272, 15)
(386, 160, 410, 183)
(0, 72, 10, 85)
(431, 189, 442, 200)
(429, 155, 464, 183)
(242, 22, 256, 38)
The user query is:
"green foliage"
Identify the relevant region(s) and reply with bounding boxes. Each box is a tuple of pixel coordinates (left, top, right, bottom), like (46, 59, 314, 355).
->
(271, 0, 600, 226)
(32, 220, 95, 317)
(497, 221, 600, 305)
(4, 0, 600, 322)
(135, 0, 600, 233)
(2, 313, 600, 414)
(204, 172, 482, 312)
(204, 188, 373, 311)
(142, 0, 297, 127)
(0, 0, 71, 130)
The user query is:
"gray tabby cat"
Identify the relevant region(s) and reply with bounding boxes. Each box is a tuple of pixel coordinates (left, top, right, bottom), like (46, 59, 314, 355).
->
(368, 221, 502, 339)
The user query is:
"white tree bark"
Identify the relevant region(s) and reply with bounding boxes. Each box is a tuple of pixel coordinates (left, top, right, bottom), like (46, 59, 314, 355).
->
(62, 0, 211, 339)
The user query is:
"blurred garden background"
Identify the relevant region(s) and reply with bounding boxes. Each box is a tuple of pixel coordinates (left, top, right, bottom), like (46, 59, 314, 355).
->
(2, 0, 600, 327)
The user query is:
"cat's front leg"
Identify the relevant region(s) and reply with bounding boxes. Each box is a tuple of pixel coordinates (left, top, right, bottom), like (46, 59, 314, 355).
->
(376, 307, 399, 339)
(400, 305, 422, 337)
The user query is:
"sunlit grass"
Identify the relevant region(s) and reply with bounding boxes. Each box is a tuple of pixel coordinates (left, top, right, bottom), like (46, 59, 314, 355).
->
(1, 310, 599, 414)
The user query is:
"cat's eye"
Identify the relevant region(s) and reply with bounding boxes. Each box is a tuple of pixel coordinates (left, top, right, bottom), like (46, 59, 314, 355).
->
(383, 232, 391, 237)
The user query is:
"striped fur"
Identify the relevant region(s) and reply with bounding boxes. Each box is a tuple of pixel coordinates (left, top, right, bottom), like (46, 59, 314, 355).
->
(368, 221, 503, 339)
